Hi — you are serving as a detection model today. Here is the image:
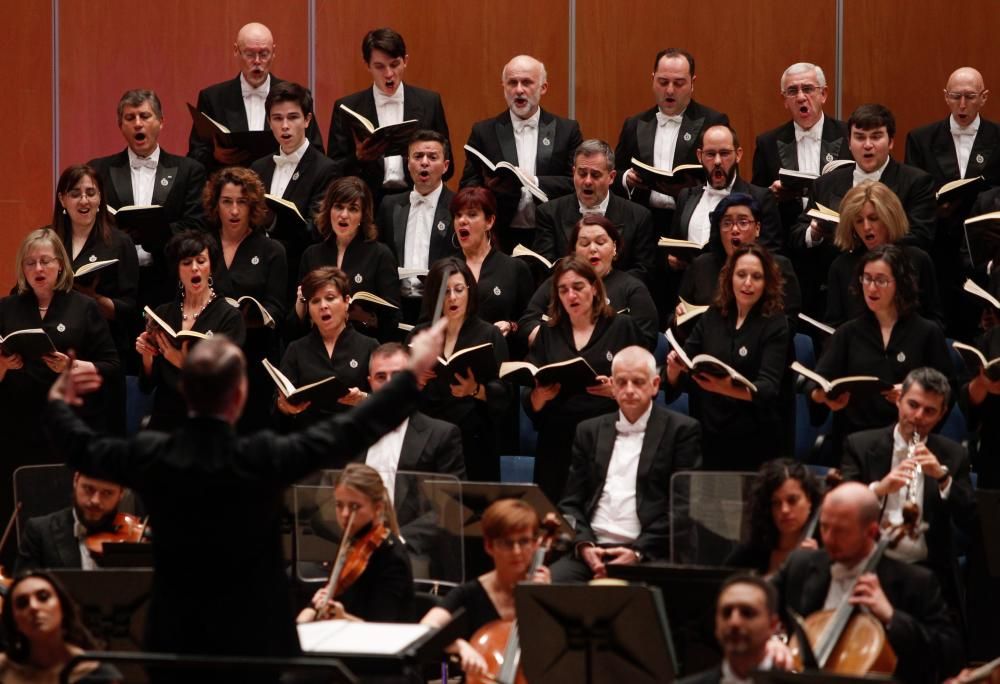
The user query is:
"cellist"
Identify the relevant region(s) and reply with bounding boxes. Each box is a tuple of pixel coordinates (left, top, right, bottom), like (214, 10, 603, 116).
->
(420, 499, 550, 679)
(771, 482, 963, 684)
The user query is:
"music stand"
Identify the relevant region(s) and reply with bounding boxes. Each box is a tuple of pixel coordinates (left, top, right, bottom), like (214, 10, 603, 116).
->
(976, 490, 1000, 577)
(514, 583, 677, 684)
(49, 569, 153, 651)
(751, 670, 895, 684)
(419, 481, 573, 538)
(98, 542, 154, 568)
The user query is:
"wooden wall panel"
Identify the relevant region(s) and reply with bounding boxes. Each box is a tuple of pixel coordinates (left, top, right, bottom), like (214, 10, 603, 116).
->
(0, 2, 52, 287)
(843, 0, 1000, 159)
(314, 0, 571, 187)
(58, 1, 310, 167)
(575, 0, 837, 173)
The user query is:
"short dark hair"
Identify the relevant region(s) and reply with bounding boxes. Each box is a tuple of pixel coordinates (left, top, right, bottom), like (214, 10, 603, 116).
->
(852, 244, 918, 318)
(52, 164, 113, 247)
(370, 341, 409, 365)
(362, 27, 406, 62)
(569, 214, 621, 258)
(165, 230, 221, 281)
(848, 103, 896, 139)
(3, 571, 99, 663)
(180, 336, 246, 416)
(408, 129, 450, 159)
(265, 80, 314, 118)
(653, 48, 695, 76)
(420, 257, 479, 322)
(707, 192, 761, 257)
(546, 256, 613, 326)
(718, 573, 778, 616)
(314, 177, 377, 241)
(901, 367, 951, 407)
(300, 265, 350, 300)
(116, 89, 162, 124)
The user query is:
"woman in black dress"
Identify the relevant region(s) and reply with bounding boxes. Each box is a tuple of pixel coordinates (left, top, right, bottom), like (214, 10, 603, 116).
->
(203, 166, 287, 431)
(517, 214, 659, 352)
(824, 181, 943, 329)
(664, 242, 791, 470)
(52, 163, 139, 433)
(294, 176, 400, 342)
(420, 499, 550, 678)
(526, 257, 639, 501)
(807, 244, 954, 455)
(297, 464, 413, 623)
(411, 258, 509, 481)
(135, 230, 245, 431)
(276, 266, 376, 430)
(451, 186, 533, 338)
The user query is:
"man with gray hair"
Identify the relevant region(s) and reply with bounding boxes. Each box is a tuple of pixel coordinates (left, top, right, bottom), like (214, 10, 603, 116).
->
(460, 54, 583, 251)
(751, 62, 851, 235)
(551, 345, 701, 581)
(534, 139, 656, 283)
(840, 366, 975, 624)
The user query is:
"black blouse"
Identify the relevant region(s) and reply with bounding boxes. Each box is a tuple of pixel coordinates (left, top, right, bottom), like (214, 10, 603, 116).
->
(336, 530, 415, 623)
(959, 326, 1000, 488)
(141, 296, 246, 431)
(824, 245, 944, 330)
(441, 578, 501, 639)
(465, 248, 534, 326)
(214, 230, 288, 328)
(517, 269, 659, 353)
(677, 251, 802, 324)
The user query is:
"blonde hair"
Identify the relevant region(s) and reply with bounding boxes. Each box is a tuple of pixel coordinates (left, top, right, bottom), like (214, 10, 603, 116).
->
(335, 463, 400, 536)
(15, 228, 74, 294)
(834, 181, 909, 251)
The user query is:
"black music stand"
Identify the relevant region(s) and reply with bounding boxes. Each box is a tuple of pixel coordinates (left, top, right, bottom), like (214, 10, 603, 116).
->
(49, 569, 153, 651)
(514, 583, 677, 684)
(98, 541, 154, 568)
(751, 670, 895, 684)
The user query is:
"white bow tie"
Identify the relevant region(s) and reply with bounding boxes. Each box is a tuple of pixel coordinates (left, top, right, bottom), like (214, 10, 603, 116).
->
(829, 562, 862, 583)
(410, 191, 430, 207)
(615, 418, 646, 436)
(951, 124, 977, 137)
(242, 86, 267, 100)
(514, 119, 537, 134)
(656, 112, 683, 127)
(705, 187, 730, 201)
(273, 155, 298, 169)
(795, 127, 821, 143)
(853, 168, 881, 184)
(374, 89, 403, 107)
(131, 157, 157, 170)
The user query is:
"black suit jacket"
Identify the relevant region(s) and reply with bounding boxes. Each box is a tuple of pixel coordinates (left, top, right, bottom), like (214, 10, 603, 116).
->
(250, 144, 337, 244)
(558, 404, 701, 559)
(904, 116, 1000, 189)
(534, 193, 657, 283)
(15, 508, 82, 572)
(43, 371, 423, 659)
(328, 83, 453, 189)
(676, 665, 722, 684)
(187, 74, 325, 171)
(672, 176, 784, 252)
(375, 185, 459, 266)
(772, 548, 964, 683)
(612, 100, 729, 209)
(840, 426, 976, 575)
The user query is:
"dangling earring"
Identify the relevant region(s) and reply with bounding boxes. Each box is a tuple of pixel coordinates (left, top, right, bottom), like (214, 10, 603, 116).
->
(208, 275, 214, 288)
(451, 232, 459, 249)
(178, 281, 185, 300)
(62, 208, 67, 215)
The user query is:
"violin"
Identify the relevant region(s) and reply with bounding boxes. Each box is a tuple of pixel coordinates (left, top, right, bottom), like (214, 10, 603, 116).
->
(789, 501, 924, 675)
(468, 515, 561, 684)
(84, 512, 149, 556)
(311, 505, 389, 621)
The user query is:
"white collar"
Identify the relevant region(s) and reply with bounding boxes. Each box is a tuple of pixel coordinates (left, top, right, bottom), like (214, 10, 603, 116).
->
(794, 112, 825, 138)
(240, 72, 270, 96)
(579, 191, 612, 215)
(616, 402, 653, 432)
(510, 108, 541, 128)
(412, 181, 444, 206)
(373, 82, 405, 103)
(277, 137, 311, 162)
(127, 145, 161, 165)
(950, 113, 981, 133)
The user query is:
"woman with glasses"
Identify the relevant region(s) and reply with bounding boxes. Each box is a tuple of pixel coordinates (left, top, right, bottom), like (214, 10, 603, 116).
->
(409, 257, 508, 481)
(806, 244, 953, 455)
(824, 181, 943, 329)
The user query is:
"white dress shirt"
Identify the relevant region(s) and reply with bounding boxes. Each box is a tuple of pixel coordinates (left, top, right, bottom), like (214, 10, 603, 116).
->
(823, 545, 879, 610)
(794, 114, 824, 176)
(590, 404, 652, 545)
(579, 191, 611, 217)
(373, 83, 406, 186)
(881, 426, 942, 563)
(402, 183, 443, 297)
(270, 138, 310, 199)
(240, 73, 270, 131)
(950, 114, 980, 179)
(650, 110, 684, 209)
(72, 508, 99, 571)
(720, 655, 773, 684)
(687, 176, 736, 246)
(852, 156, 890, 186)
(128, 145, 160, 207)
(365, 417, 410, 503)
(510, 108, 541, 229)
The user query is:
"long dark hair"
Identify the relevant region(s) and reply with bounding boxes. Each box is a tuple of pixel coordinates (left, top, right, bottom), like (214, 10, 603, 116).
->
(2, 571, 99, 663)
(419, 257, 479, 322)
(546, 256, 613, 326)
(52, 164, 113, 247)
(714, 243, 785, 318)
(747, 459, 822, 552)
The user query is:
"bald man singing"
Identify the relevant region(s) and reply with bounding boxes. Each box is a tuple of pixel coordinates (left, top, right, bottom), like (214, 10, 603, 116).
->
(188, 22, 324, 171)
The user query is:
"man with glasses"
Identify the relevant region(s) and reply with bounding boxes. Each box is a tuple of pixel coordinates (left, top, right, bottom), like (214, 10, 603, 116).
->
(752, 63, 851, 236)
(551, 346, 701, 581)
(188, 22, 323, 172)
(906, 67, 999, 339)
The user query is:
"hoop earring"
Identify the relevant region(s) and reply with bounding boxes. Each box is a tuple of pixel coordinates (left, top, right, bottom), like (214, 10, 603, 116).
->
(208, 275, 214, 288)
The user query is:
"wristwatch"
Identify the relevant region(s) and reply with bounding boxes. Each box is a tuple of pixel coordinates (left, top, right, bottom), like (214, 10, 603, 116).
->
(936, 465, 951, 483)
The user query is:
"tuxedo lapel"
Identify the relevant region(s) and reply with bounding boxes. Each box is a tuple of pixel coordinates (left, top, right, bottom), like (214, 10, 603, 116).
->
(679, 186, 704, 235)
(868, 429, 896, 481)
(496, 115, 518, 166)
(393, 418, 430, 507)
(109, 156, 135, 207)
(402, 87, 425, 124)
(282, 147, 313, 199)
(52, 511, 82, 568)
(931, 122, 961, 179)
(820, 118, 846, 167)
(636, 412, 667, 511)
(535, 112, 556, 173)
(223, 77, 250, 132)
(777, 135, 798, 171)
(393, 200, 411, 257)
(152, 158, 178, 205)
(429, 188, 454, 261)
(673, 113, 703, 167)
(589, 417, 618, 510)
(636, 116, 657, 165)
(968, 121, 998, 176)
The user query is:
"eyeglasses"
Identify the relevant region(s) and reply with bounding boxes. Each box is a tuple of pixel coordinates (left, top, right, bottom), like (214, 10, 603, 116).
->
(720, 217, 756, 230)
(24, 257, 58, 268)
(240, 49, 272, 62)
(445, 285, 467, 296)
(493, 536, 535, 551)
(783, 85, 820, 97)
(945, 91, 984, 102)
(859, 275, 894, 288)
(702, 149, 735, 160)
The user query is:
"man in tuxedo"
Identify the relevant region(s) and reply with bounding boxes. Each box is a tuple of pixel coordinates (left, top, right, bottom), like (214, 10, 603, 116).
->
(88, 89, 207, 311)
(613, 48, 729, 234)
(250, 80, 336, 293)
(188, 22, 323, 173)
(376, 130, 458, 321)
(460, 54, 583, 251)
(752, 62, 851, 237)
(45, 325, 446, 679)
(841, 367, 976, 620)
(534, 139, 656, 283)
(327, 27, 452, 206)
(678, 575, 783, 684)
(551, 346, 701, 581)
(672, 125, 782, 264)
(15, 472, 127, 572)
(790, 104, 936, 316)
(906, 67, 999, 339)
(771, 482, 964, 683)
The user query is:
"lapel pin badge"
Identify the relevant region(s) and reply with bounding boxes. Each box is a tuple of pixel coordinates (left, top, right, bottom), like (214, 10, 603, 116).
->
(88, 254, 97, 262)
(437, 221, 446, 232)
(738, 346, 748, 357)
(160, 178, 169, 187)
(976, 153, 985, 165)
(56, 323, 66, 333)
(251, 256, 260, 265)
(350, 359, 359, 368)
(292, 172, 300, 181)
(896, 351, 906, 363)
(826, 153, 834, 163)
(683, 132, 692, 142)
(542, 137, 551, 147)
(354, 273, 363, 284)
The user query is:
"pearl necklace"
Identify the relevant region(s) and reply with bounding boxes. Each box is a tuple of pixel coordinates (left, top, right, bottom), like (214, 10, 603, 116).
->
(182, 289, 216, 321)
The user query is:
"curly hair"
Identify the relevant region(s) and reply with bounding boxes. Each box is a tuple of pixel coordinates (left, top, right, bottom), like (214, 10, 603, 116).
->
(713, 243, 785, 318)
(314, 176, 377, 241)
(202, 166, 269, 229)
(546, 256, 614, 326)
(2, 571, 99, 663)
(746, 459, 822, 554)
(834, 181, 909, 252)
(852, 244, 919, 319)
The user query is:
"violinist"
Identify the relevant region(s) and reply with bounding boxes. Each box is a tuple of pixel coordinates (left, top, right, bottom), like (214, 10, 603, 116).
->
(297, 463, 413, 623)
(771, 482, 963, 684)
(15, 473, 127, 572)
(419, 499, 551, 679)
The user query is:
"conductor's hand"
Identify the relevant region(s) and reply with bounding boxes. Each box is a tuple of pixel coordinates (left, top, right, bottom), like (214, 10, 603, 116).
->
(49, 351, 102, 406)
(408, 318, 447, 376)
